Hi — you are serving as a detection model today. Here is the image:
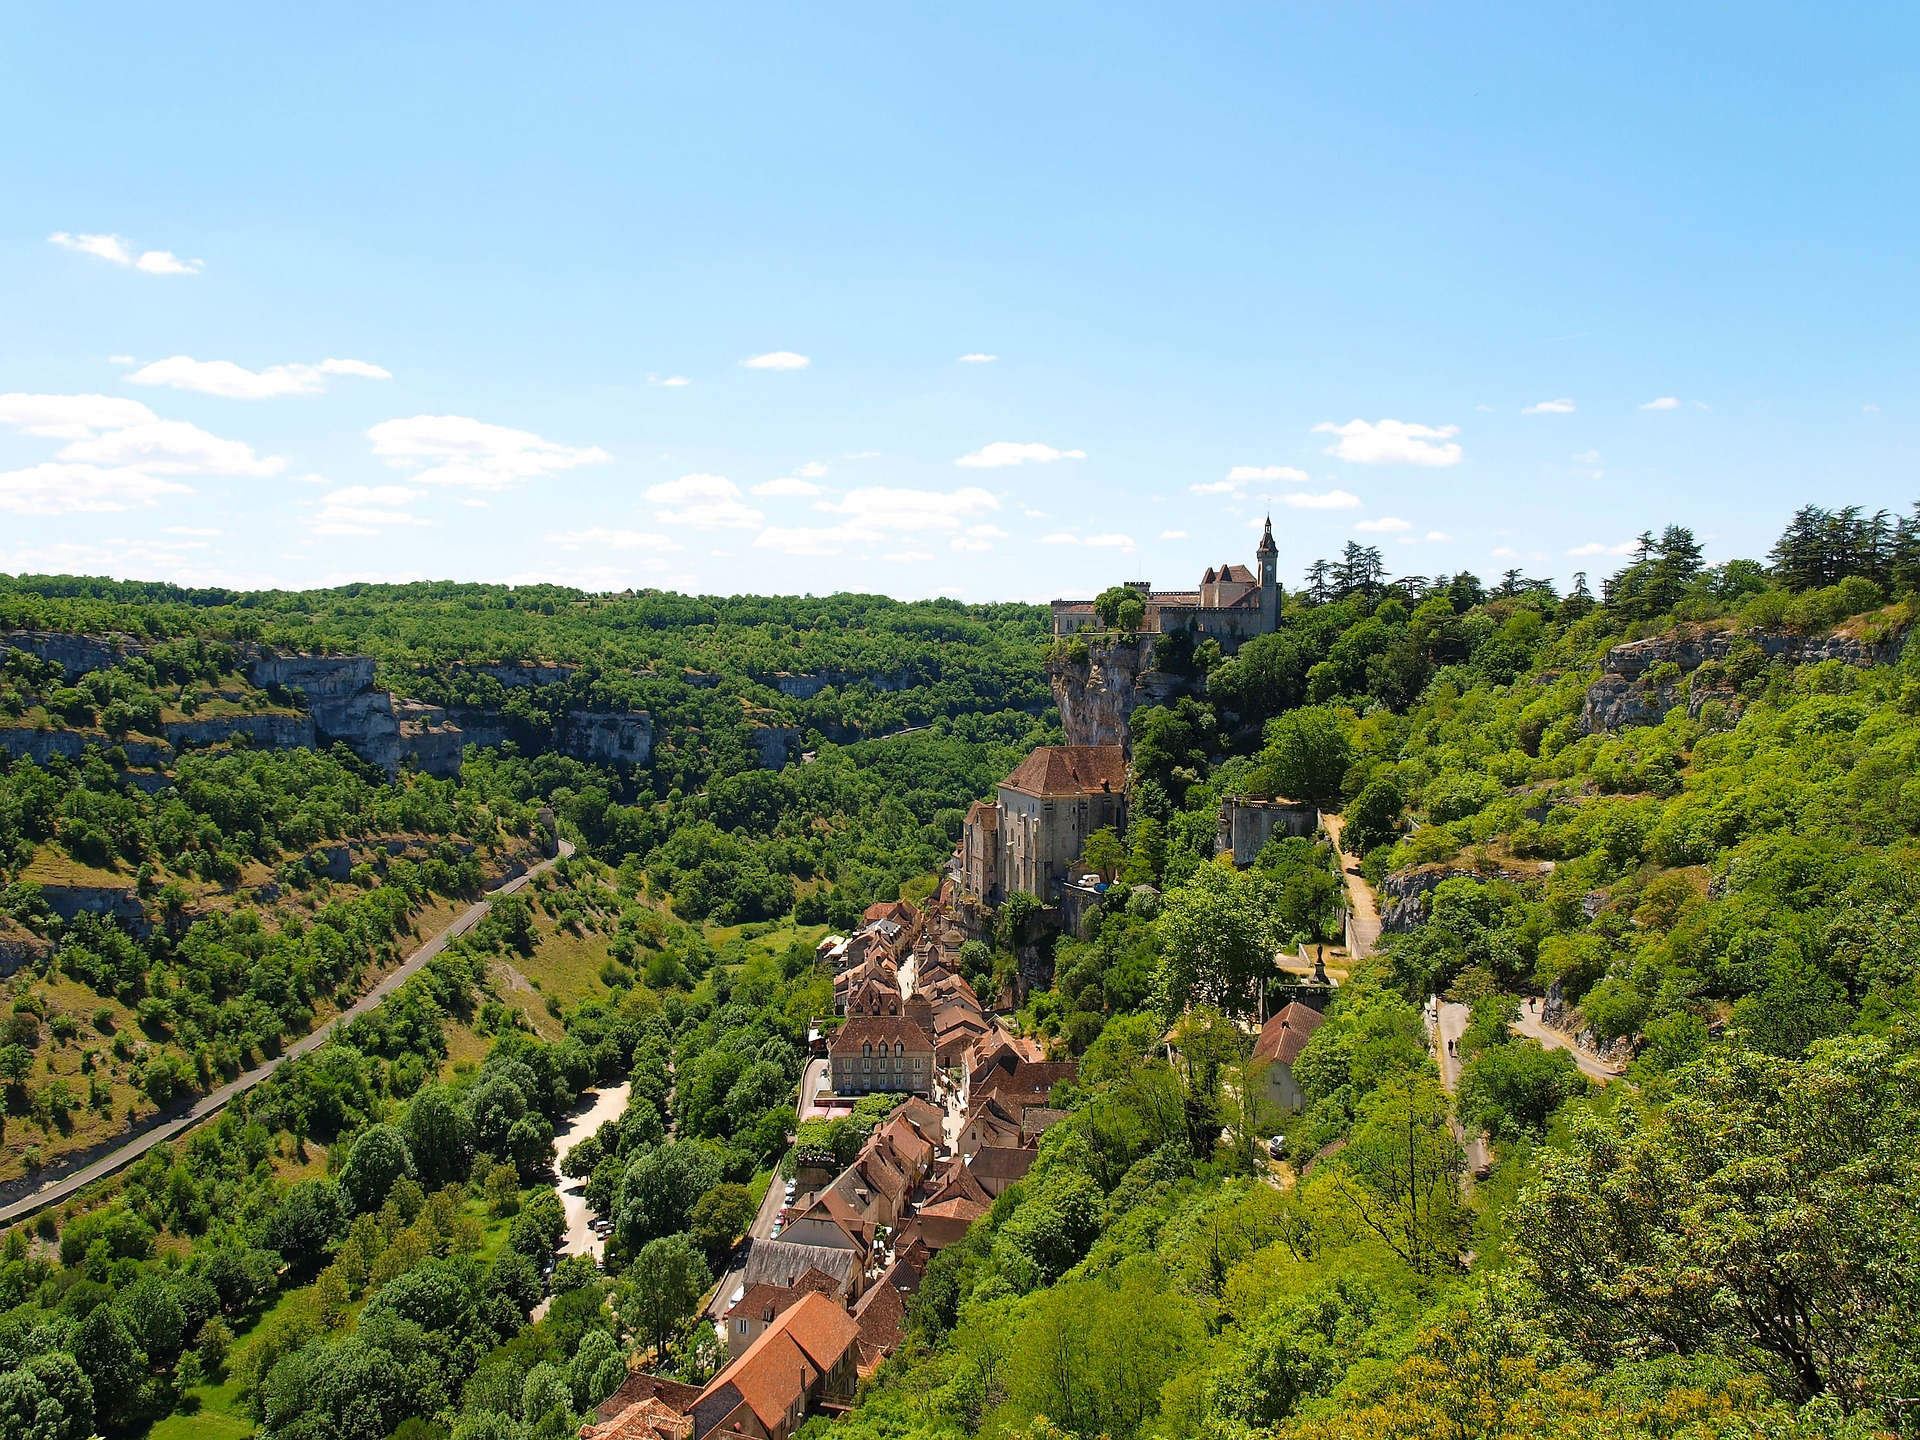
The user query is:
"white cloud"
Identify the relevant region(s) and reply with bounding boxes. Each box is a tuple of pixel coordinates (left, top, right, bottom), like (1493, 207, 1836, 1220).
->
(884, 551, 934, 564)
(544, 527, 679, 552)
(1640, 396, 1681, 410)
(0, 393, 158, 439)
(1492, 547, 1519, 558)
(966, 523, 1007, 538)
(1226, 465, 1310, 483)
(1190, 480, 1239, 496)
(49, 231, 201, 274)
(0, 463, 193, 515)
(1313, 418, 1463, 467)
(129, 355, 391, 399)
(814, 485, 1000, 532)
(959, 354, 997, 364)
(646, 473, 764, 529)
(1426, 531, 1452, 542)
(61, 419, 283, 476)
(1522, 398, 1576, 415)
(1568, 539, 1639, 557)
(955, 441, 1085, 468)
(1161, 529, 1188, 540)
(795, 461, 828, 478)
(135, 251, 200, 275)
(1086, 533, 1136, 551)
(951, 536, 993, 553)
(1040, 533, 1080, 546)
(649, 374, 691, 387)
(1863, 403, 1880, 413)
(368, 414, 609, 490)
(0, 392, 282, 485)
(1281, 489, 1363, 510)
(1572, 450, 1603, 465)
(306, 485, 430, 535)
(741, 351, 810, 370)
(752, 476, 824, 497)
(162, 525, 221, 537)
(1354, 516, 1412, 533)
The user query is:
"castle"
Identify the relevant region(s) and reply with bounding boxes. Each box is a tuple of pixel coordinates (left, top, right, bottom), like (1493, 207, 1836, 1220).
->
(1050, 517, 1282, 649)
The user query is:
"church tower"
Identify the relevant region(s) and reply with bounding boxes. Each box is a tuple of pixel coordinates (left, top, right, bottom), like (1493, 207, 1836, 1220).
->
(1257, 516, 1280, 632)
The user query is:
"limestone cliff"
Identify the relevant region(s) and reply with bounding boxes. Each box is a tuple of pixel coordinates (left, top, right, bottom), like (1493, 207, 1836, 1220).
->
(556, 709, 653, 765)
(1580, 622, 1909, 733)
(1046, 636, 1181, 748)
(0, 630, 141, 676)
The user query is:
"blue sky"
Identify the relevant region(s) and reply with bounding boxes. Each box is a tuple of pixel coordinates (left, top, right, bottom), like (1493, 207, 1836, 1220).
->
(2, 3, 1915, 601)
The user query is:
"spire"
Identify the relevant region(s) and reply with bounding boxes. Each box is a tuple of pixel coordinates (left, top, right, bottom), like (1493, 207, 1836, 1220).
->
(1256, 516, 1278, 558)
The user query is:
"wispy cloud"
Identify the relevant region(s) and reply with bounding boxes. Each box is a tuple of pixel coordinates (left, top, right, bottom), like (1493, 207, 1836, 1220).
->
(368, 415, 609, 491)
(955, 441, 1085, 468)
(1568, 539, 1639, 556)
(1425, 531, 1452, 542)
(1522, 398, 1576, 415)
(49, 231, 202, 275)
(1313, 418, 1462, 467)
(1281, 489, 1363, 510)
(741, 351, 810, 370)
(1640, 396, 1681, 410)
(1161, 530, 1188, 540)
(815, 485, 1000, 532)
(646, 473, 765, 529)
(1190, 481, 1239, 496)
(648, 374, 691, 387)
(130, 355, 390, 399)
(1354, 516, 1412, 533)
(958, 353, 997, 364)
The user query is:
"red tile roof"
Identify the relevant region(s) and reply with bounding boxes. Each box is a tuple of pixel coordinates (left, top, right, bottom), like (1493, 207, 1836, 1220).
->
(696, 1293, 859, 1435)
(1252, 1001, 1326, 1068)
(999, 745, 1128, 799)
(830, 1014, 936, 1057)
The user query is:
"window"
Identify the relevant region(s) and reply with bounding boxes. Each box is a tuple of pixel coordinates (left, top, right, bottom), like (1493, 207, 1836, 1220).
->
(737, 1319, 749, 1335)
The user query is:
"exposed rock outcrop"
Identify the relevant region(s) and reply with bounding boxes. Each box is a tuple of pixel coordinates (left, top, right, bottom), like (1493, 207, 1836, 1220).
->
(1047, 637, 1180, 749)
(556, 710, 652, 765)
(1581, 624, 1908, 734)
(750, 725, 802, 769)
(0, 729, 172, 767)
(0, 918, 51, 979)
(0, 630, 143, 677)
(164, 714, 317, 751)
(1379, 862, 1545, 932)
(758, 670, 916, 698)
(35, 883, 148, 936)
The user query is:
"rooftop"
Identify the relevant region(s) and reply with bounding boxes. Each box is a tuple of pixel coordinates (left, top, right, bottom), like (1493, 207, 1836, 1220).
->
(1000, 745, 1127, 799)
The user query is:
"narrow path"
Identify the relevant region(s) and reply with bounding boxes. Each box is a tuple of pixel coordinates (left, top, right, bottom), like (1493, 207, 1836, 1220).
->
(1318, 813, 1380, 960)
(1512, 1003, 1623, 1083)
(0, 840, 575, 1225)
(1432, 999, 1490, 1177)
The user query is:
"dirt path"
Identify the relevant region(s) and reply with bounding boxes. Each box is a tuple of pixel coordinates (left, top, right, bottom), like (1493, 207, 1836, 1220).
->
(1319, 814, 1381, 960)
(0, 840, 575, 1225)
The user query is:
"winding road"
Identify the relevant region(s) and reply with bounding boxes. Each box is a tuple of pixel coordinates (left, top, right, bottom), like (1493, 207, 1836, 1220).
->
(0, 839, 575, 1226)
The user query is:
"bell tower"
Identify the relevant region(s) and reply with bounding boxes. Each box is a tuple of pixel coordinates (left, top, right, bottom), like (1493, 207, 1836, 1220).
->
(1256, 516, 1280, 632)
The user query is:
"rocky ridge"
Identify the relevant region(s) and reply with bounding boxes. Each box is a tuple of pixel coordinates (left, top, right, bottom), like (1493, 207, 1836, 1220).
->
(1047, 635, 1181, 748)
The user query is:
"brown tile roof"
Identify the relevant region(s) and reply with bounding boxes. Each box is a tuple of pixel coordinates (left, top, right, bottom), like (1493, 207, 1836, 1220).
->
(918, 1193, 990, 1226)
(723, 1282, 804, 1325)
(742, 1238, 856, 1292)
(585, 1394, 692, 1440)
(964, 799, 998, 827)
(1000, 745, 1128, 799)
(696, 1293, 858, 1436)
(852, 1272, 908, 1359)
(892, 1095, 944, 1138)
(830, 1014, 936, 1057)
(1022, 1106, 1069, 1140)
(970, 1146, 1036, 1185)
(1252, 1001, 1326, 1068)
(594, 1373, 703, 1425)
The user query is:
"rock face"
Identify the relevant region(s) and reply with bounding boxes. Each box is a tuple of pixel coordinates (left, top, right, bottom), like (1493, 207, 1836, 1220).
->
(1047, 637, 1181, 749)
(1580, 624, 1909, 733)
(750, 725, 802, 769)
(164, 714, 317, 751)
(0, 919, 51, 979)
(0, 729, 172, 767)
(0, 630, 141, 677)
(556, 710, 653, 765)
(35, 884, 148, 935)
(248, 654, 405, 772)
(758, 670, 915, 698)
(1379, 862, 1542, 932)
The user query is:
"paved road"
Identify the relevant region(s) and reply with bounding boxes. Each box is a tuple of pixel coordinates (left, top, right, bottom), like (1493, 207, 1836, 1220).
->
(1432, 1000, 1490, 1177)
(706, 1166, 791, 1322)
(1319, 813, 1381, 960)
(0, 840, 575, 1226)
(1512, 1002, 1623, 1083)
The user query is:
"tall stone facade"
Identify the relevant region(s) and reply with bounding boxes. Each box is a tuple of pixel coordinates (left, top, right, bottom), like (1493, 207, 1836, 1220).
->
(958, 745, 1127, 904)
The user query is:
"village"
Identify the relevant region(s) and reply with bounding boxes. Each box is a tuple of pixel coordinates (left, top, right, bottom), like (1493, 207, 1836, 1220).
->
(581, 534, 1346, 1440)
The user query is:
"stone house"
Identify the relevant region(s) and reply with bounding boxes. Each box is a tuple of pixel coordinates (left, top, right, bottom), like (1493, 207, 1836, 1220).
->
(959, 745, 1128, 905)
(829, 1014, 937, 1098)
(1050, 519, 1282, 649)
(1251, 1000, 1327, 1114)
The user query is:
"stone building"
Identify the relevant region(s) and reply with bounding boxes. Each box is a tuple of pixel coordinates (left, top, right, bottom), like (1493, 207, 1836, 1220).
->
(1050, 518, 1281, 650)
(829, 1014, 937, 1098)
(957, 745, 1127, 905)
(1216, 796, 1318, 865)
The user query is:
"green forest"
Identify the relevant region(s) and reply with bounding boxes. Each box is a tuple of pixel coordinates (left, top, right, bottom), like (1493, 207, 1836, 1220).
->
(2, 501, 1919, 1440)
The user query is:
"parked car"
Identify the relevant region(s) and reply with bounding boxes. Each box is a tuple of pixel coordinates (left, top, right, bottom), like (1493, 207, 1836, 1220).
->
(1266, 1135, 1288, 1161)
